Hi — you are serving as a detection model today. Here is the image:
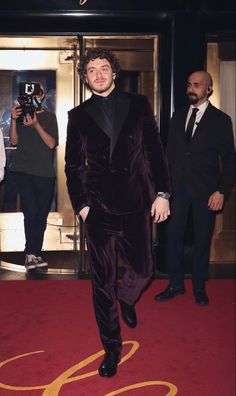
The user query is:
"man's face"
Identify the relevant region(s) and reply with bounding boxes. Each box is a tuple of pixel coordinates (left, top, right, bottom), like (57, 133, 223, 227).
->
(186, 72, 210, 106)
(85, 57, 115, 96)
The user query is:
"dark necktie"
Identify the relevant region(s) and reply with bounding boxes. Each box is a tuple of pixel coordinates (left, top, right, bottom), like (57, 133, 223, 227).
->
(186, 108, 199, 144)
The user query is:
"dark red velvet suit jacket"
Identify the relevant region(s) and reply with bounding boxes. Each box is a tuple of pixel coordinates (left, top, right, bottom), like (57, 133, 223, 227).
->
(65, 91, 170, 215)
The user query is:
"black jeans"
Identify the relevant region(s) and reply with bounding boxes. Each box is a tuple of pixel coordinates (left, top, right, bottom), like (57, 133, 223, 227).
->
(14, 172, 55, 256)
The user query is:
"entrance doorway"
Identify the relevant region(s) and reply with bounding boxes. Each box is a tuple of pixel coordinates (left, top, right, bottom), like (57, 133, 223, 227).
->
(0, 34, 159, 272)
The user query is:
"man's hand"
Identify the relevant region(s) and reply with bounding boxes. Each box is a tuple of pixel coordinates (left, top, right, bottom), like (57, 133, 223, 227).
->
(151, 197, 170, 223)
(11, 105, 22, 120)
(23, 113, 38, 127)
(79, 206, 90, 221)
(208, 191, 224, 211)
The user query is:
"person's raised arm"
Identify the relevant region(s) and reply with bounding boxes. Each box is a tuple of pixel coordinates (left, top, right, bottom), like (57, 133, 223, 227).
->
(23, 113, 56, 149)
(10, 105, 21, 146)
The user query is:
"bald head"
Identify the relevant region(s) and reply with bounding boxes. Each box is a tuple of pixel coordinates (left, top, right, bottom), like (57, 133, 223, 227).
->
(187, 70, 213, 106)
(189, 71, 213, 87)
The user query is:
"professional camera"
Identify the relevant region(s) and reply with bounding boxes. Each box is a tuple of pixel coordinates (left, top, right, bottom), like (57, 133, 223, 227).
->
(17, 82, 41, 123)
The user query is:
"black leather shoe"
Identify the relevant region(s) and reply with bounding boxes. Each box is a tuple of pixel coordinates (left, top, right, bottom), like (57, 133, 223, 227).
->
(119, 300, 137, 328)
(194, 289, 209, 306)
(154, 285, 186, 301)
(98, 351, 121, 378)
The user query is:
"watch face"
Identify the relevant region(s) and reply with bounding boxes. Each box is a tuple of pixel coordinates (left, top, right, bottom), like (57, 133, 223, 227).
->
(157, 192, 170, 199)
(163, 193, 170, 199)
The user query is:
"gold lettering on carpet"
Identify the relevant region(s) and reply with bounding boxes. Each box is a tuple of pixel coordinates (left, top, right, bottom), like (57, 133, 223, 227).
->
(105, 382, 178, 395)
(0, 341, 178, 395)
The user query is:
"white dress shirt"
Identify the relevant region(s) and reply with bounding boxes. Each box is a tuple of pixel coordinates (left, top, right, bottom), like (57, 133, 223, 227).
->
(0, 129, 6, 182)
(185, 100, 209, 137)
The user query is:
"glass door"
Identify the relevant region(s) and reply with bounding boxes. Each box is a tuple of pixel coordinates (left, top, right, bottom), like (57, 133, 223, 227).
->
(0, 36, 79, 253)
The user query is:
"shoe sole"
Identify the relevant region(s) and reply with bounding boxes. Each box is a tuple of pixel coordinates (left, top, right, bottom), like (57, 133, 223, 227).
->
(35, 266, 48, 273)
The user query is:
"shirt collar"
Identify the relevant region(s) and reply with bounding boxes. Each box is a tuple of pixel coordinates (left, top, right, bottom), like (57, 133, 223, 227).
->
(190, 100, 209, 113)
(92, 87, 118, 104)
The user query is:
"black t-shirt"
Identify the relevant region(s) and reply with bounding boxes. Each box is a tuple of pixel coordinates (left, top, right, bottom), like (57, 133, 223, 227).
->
(11, 110, 58, 177)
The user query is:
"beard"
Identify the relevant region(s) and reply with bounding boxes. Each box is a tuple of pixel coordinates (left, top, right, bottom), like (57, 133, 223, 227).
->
(88, 78, 114, 95)
(187, 93, 198, 104)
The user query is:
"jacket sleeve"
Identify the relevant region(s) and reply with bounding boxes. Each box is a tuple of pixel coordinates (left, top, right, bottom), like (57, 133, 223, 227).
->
(142, 96, 171, 195)
(65, 110, 89, 214)
(217, 114, 236, 196)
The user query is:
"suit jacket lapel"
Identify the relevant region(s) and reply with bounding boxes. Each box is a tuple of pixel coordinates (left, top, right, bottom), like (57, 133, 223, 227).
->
(84, 100, 112, 139)
(84, 92, 131, 158)
(182, 108, 189, 134)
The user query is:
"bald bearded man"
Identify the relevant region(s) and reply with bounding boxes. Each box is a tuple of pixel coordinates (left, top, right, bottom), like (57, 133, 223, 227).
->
(154, 71, 235, 306)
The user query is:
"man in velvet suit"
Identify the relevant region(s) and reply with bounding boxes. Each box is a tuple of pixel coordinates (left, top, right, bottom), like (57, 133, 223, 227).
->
(155, 71, 235, 306)
(65, 48, 171, 377)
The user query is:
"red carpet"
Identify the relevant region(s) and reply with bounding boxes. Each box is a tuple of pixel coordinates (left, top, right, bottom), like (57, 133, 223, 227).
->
(0, 279, 235, 396)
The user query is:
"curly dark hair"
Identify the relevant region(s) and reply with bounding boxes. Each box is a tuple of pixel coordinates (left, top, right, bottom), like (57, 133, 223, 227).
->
(78, 48, 120, 84)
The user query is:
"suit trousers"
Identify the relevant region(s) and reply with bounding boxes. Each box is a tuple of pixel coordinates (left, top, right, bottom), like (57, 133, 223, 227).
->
(84, 208, 154, 353)
(166, 185, 216, 291)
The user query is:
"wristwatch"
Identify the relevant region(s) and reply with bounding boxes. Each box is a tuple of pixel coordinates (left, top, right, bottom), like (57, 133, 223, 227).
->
(157, 192, 171, 200)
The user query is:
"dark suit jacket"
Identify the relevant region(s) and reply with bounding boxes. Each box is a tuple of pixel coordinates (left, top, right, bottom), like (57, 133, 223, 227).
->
(167, 102, 235, 200)
(65, 91, 170, 215)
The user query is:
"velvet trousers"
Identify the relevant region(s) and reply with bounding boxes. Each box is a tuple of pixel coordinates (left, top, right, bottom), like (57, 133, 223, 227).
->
(84, 208, 154, 353)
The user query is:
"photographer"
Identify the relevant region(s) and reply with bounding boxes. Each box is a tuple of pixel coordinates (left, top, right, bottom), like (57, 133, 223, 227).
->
(9, 84, 58, 272)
